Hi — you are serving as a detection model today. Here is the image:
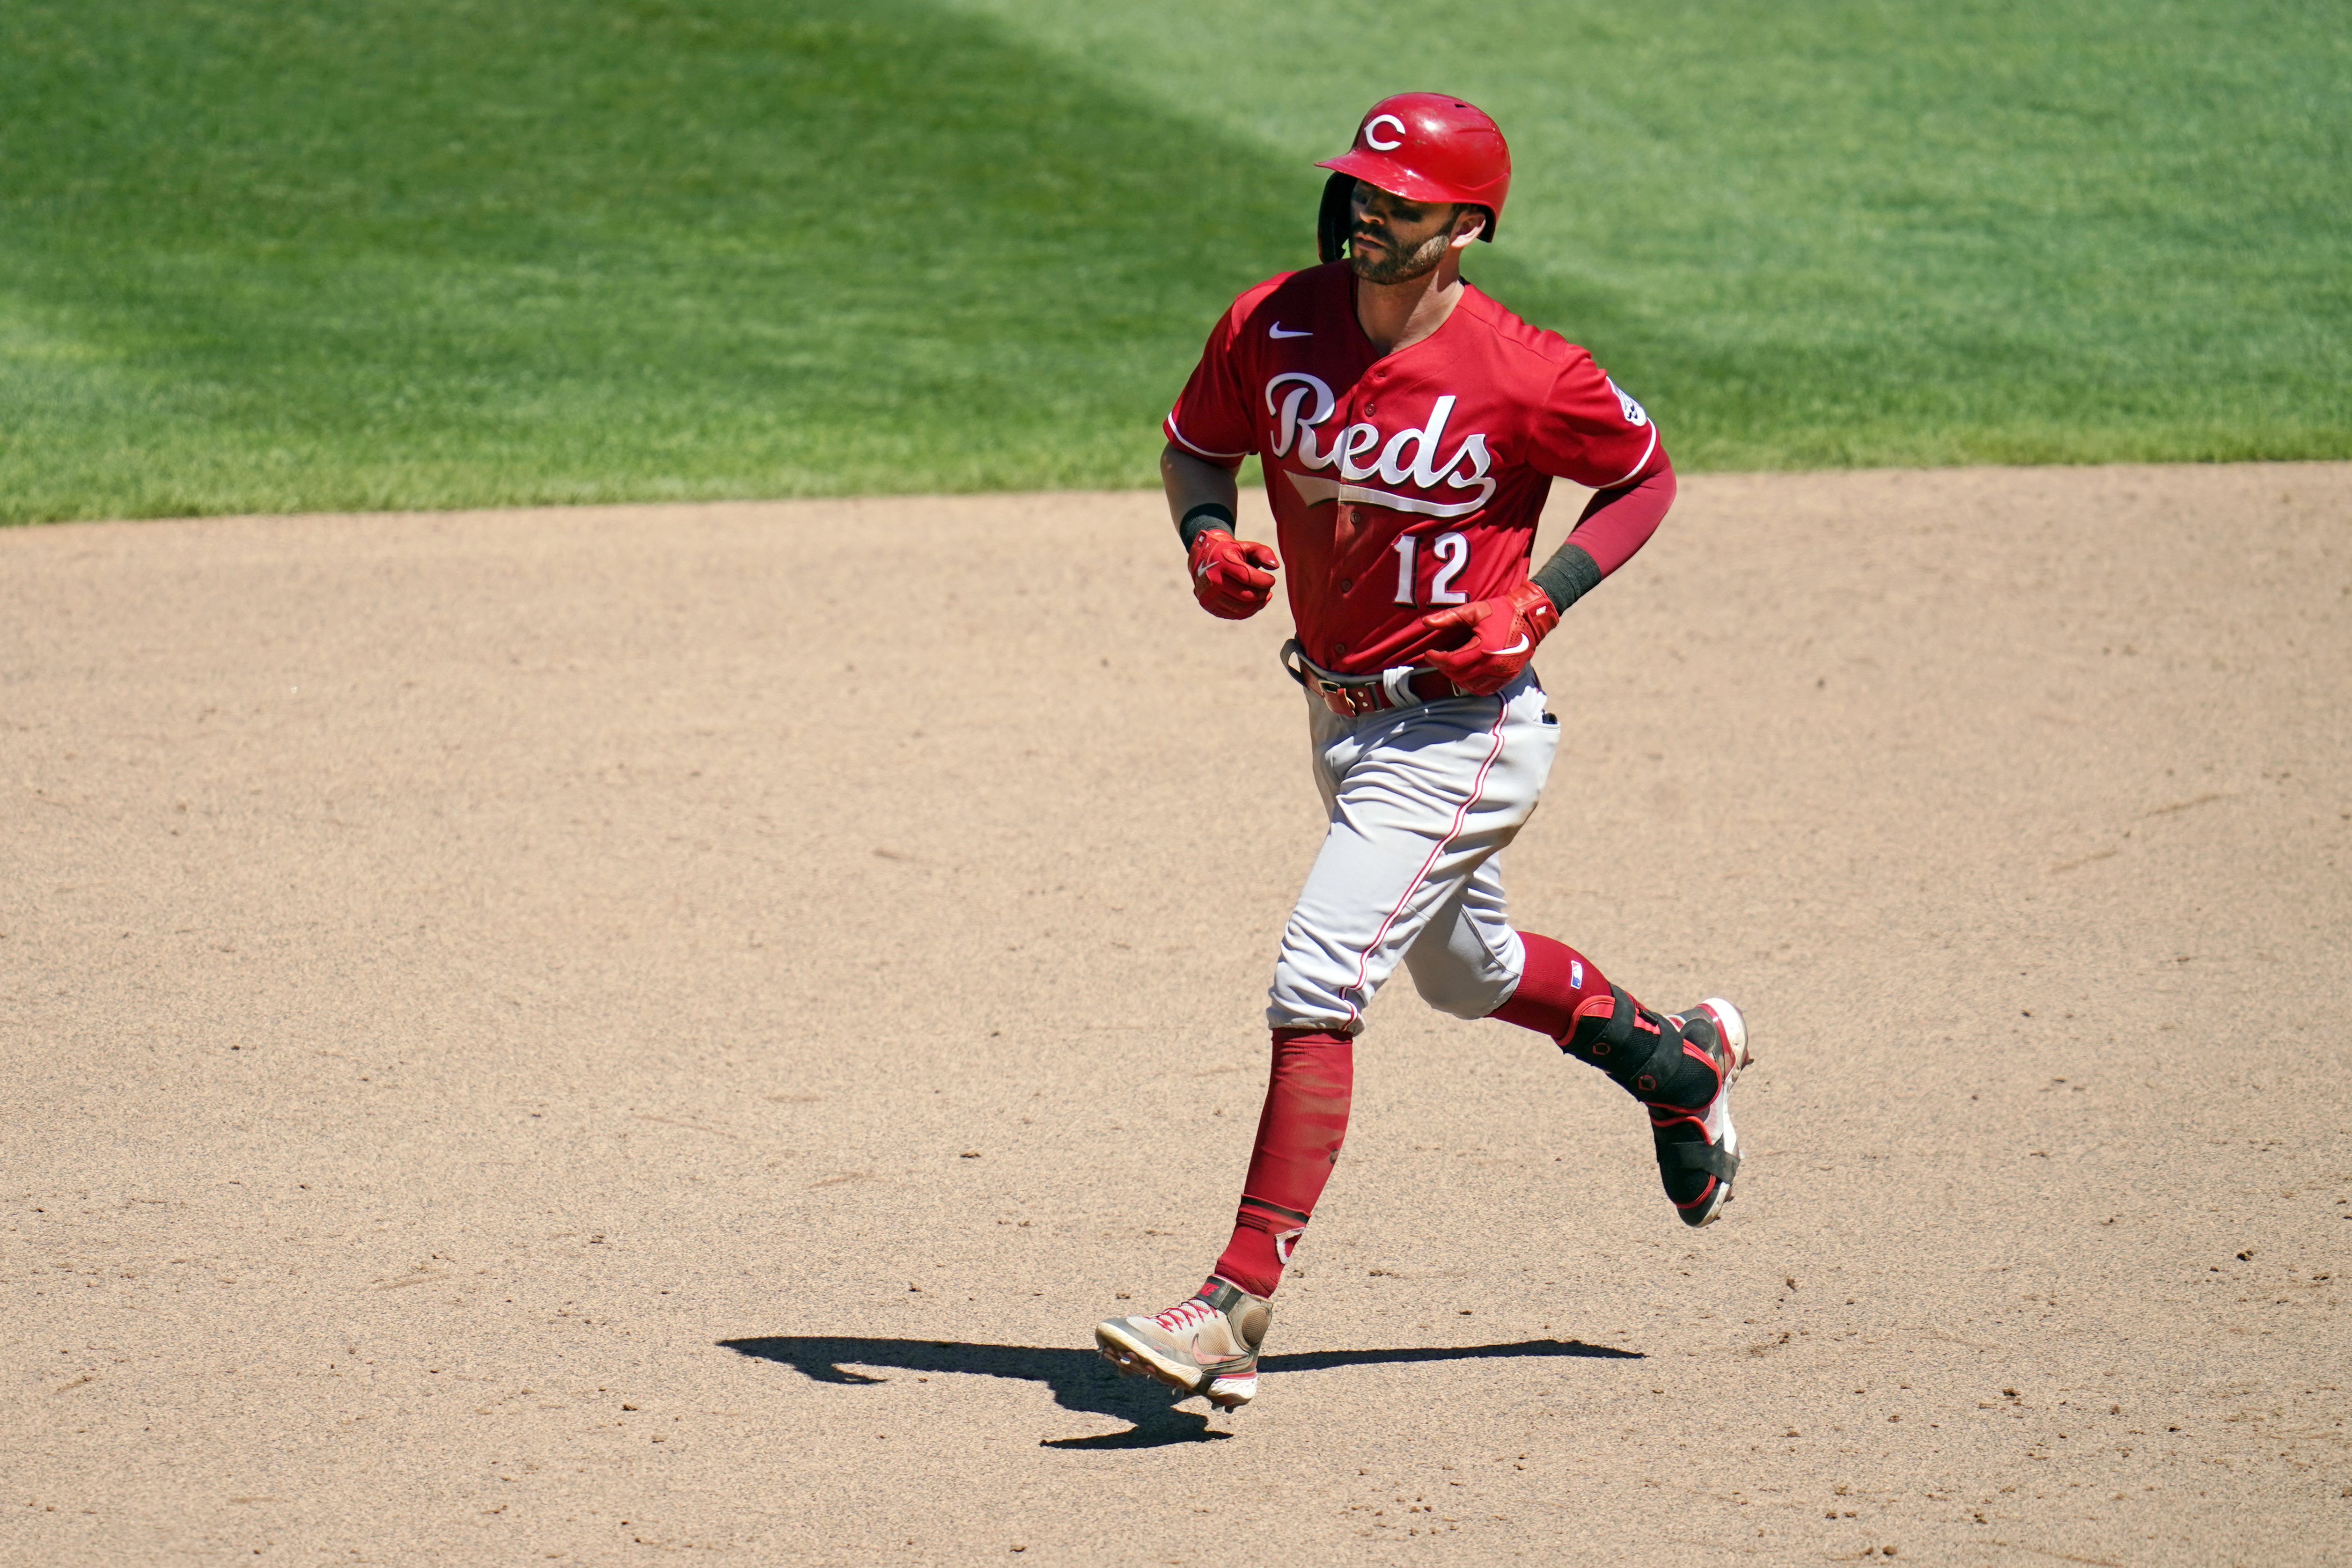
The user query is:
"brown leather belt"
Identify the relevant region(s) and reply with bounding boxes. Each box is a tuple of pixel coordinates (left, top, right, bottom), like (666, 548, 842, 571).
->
(1280, 639, 1466, 718)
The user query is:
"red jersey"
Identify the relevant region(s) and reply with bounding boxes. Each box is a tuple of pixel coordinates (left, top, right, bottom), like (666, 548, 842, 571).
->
(1165, 262, 1662, 675)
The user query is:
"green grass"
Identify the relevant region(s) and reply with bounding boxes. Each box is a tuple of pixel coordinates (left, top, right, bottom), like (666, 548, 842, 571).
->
(1, 0, 2344, 522)
(962, 0, 2352, 471)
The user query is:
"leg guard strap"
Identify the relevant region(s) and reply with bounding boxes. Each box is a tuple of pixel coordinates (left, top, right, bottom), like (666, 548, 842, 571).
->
(1660, 1140, 1740, 1182)
(1562, 985, 1674, 1092)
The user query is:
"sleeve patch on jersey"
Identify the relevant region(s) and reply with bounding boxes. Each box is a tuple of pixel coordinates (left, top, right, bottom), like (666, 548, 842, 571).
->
(1608, 378, 1649, 428)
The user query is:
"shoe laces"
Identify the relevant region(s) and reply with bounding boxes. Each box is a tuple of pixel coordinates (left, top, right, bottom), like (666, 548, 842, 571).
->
(1152, 1297, 1218, 1334)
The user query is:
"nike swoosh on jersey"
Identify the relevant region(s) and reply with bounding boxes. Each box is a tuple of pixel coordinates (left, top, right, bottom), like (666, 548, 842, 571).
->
(1268, 323, 1312, 339)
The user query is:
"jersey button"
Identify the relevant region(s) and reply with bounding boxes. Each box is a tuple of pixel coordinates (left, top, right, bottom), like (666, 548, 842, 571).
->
(1338, 578, 1353, 593)
(1332, 642, 1348, 657)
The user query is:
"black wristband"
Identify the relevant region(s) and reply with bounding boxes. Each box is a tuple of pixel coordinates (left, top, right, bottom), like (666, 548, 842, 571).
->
(1177, 502, 1235, 550)
(1530, 542, 1603, 614)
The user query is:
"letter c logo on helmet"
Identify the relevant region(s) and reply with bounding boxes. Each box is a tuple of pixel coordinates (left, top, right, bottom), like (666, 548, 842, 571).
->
(1315, 91, 1513, 244)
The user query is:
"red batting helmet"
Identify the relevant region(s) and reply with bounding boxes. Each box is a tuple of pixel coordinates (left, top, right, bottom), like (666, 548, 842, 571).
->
(1316, 92, 1512, 243)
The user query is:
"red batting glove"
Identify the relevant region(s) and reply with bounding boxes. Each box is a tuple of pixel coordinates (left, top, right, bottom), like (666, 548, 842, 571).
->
(1419, 580, 1561, 695)
(1187, 529, 1279, 620)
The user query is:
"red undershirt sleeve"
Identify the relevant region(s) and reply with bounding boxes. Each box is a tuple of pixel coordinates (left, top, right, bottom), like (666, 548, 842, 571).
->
(1567, 453, 1675, 576)
(1530, 450, 1676, 613)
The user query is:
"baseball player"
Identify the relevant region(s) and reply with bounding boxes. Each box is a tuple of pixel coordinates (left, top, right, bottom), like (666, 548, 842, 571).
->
(1093, 94, 1750, 1413)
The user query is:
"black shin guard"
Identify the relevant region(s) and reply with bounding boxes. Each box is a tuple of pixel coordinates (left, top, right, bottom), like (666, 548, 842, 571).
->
(1560, 987, 1723, 1110)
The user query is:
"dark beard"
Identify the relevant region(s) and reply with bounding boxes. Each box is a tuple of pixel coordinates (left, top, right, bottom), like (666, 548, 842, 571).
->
(1346, 227, 1450, 285)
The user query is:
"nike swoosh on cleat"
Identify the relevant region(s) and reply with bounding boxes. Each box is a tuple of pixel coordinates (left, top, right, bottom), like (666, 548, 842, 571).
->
(1268, 323, 1311, 338)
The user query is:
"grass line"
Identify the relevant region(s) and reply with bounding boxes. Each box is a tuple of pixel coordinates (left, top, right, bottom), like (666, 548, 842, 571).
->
(1, 0, 2344, 522)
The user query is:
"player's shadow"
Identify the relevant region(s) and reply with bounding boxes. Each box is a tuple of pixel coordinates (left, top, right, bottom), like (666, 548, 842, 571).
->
(718, 1334, 1641, 1449)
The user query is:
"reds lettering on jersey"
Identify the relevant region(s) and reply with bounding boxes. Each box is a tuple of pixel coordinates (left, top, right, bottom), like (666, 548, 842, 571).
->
(1164, 261, 1661, 675)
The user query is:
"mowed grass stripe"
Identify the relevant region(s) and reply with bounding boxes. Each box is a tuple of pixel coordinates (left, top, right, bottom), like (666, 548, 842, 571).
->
(966, 0, 2352, 470)
(1, 0, 2345, 524)
(0, 0, 1308, 522)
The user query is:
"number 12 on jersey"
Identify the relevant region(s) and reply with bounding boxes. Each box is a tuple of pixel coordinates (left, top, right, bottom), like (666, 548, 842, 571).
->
(1392, 532, 1470, 607)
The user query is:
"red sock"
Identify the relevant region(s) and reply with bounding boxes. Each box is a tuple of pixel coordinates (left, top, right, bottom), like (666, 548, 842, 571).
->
(1210, 1030, 1354, 1298)
(1487, 931, 1611, 1039)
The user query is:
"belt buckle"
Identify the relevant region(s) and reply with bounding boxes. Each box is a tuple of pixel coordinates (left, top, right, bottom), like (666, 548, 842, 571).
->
(1315, 676, 1369, 718)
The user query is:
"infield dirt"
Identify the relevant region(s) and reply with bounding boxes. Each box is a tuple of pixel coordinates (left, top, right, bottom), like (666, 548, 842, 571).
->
(5, 464, 2348, 1565)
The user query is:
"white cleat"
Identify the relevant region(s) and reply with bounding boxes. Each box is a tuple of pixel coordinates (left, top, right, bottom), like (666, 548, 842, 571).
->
(1094, 1277, 1271, 1409)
